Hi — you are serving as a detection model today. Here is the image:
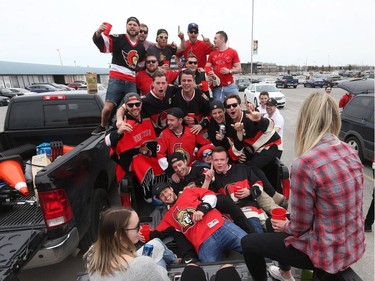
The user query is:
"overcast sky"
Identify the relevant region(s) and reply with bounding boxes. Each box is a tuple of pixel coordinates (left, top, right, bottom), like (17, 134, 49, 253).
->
(2, 0, 374, 69)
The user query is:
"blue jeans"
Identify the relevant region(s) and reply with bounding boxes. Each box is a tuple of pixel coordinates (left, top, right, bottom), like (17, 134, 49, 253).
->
(248, 217, 264, 233)
(153, 238, 177, 268)
(212, 83, 238, 103)
(198, 220, 246, 262)
(105, 77, 136, 106)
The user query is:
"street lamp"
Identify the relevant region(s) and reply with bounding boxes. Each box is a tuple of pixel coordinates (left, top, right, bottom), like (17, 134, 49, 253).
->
(56, 49, 63, 66)
(250, 0, 255, 80)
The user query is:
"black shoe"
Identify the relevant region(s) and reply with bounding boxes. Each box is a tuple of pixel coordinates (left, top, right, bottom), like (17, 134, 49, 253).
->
(365, 224, 372, 232)
(182, 256, 199, 264)
(92, 125, 106, 135)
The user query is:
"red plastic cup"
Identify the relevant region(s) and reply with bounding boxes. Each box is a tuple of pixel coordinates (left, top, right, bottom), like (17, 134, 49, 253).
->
(201, 81, 209, 91)
(205, 66, 213, 74)
(188, 113, 195, 119)
(271, 207, 287, 221)
(140, 224, 151, 242)
(163, 60, 170, 66)
(103, 22, 112, 36)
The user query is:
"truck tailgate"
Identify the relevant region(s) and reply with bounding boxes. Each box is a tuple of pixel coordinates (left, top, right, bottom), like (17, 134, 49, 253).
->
(0, 229, 45, 281)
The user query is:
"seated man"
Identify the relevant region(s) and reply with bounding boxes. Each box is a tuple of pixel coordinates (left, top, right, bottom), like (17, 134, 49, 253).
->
(105, 93, 162, 202)
(151, 182, 246, 262)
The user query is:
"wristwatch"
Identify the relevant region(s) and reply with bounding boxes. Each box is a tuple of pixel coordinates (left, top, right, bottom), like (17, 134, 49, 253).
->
(229, 70, 232, 74)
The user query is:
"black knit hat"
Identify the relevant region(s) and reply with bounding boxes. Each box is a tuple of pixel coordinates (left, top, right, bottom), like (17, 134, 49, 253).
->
(152, 182, 171, 198)
(157, 28, 168, 36)
(126, 16, 140, 26)
(167, 107, 185, 118)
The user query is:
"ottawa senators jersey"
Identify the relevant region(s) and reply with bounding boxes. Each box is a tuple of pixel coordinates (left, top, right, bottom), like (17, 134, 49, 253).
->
(157, 126, 210, 165)
(154, 188, 224, 253)
(172, 165, 208, 194)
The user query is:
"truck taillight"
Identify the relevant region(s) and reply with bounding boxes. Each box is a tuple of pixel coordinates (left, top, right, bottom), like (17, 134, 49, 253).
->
(38, 189, 73, 228)
(43, 95, 66, 100)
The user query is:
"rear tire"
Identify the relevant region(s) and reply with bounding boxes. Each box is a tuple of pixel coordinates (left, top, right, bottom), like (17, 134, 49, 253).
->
(79, 189, 109, 250)
(346, 136, 364, 162)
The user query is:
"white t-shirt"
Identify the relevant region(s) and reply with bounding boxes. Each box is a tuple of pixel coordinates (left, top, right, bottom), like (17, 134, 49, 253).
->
(257, 105, 267, 116)
(264, 109, 284, 139)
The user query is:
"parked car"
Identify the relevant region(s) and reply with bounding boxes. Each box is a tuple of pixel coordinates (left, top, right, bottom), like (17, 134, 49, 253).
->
(67, 82, 85, 90)
(275, 76, 298, 88)
(25, 84, 60, 93)
(31, 82, 72, 91)
(244, 83, 285, 108)
(78, 83, 107, 92)
(8, 88, 32, 94)
(0, 88, 24, 98)
(235, 77, 251, 91)
(303, 78, 325, 88)
(0, 96, 10, 106)
(338, 79, 374, 162)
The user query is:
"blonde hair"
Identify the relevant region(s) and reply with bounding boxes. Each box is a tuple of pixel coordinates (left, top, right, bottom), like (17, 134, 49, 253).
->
(84, 207, 137, 276)
(295, 92, 341, 157)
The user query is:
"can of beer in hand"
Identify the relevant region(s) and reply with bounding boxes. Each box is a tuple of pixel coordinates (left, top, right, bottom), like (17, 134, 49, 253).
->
(142, 243, 154, 257)
(219, 124, 226, 138)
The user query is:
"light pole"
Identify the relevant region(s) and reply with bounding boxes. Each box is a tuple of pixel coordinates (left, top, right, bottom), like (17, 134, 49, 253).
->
(250, 0, 254, 80)
(56, 49, 63, 66)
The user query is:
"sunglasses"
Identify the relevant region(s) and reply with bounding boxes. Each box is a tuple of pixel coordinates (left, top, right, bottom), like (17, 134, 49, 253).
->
(123, 222, 140, 231)
(189, 31, 198, 34)
(225, 103, 239, 109)
(202, 151, 213, 157)
(146, 60, 157, 64)
(140, 30, 148, 34)
(127, 102, 141, 108)
(158, 36, 168, 39)
(187, 61, 198, 65)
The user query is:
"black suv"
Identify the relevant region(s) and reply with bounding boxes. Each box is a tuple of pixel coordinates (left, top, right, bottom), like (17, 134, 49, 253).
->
(338, 79, 374, 162)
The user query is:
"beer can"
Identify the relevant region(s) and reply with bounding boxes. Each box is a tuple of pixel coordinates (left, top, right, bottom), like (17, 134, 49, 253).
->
(219, 124, 226, 138)
(142, 243, 154, 257)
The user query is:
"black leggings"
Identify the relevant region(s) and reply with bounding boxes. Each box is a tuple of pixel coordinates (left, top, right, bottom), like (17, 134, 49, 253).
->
(241, 232, 314, 281)
(181, 265, 241, 281)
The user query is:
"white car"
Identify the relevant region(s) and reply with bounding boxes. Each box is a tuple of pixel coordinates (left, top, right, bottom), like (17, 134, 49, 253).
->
(244, 83, 286, 108)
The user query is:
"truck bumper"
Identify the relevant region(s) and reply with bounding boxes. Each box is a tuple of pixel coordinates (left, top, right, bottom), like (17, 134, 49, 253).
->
(23, 227, 80, 269)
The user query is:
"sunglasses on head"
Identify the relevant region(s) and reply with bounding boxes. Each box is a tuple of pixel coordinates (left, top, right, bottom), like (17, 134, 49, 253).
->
(202, 151, 212, 157)
(159, 36, 168, 39)
(225, 103, 239, 109)
(127, 102, 141, 108)
(140, 30, 148, 34)
(146, 60, 157, 64)
(189, 30, 198, 34)
(187, 61, 198, 65)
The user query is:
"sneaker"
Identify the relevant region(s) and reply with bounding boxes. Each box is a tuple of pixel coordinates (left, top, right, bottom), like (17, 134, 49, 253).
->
(365, 224, 372, 232)
(182, 256, 199, 264)
(268, 265, 295, 281)
(92, 125, 106, 135)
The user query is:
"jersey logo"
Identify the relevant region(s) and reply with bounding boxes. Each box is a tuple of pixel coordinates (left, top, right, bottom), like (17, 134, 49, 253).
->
(175, 207, 196, 232)
(122, 49, 139, 70)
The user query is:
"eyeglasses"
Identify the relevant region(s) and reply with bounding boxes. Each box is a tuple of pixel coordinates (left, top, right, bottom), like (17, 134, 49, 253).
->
(202, 151, 212, 157)
(187, 61, 198, 65)
(225, 103, 239, 109)
(158, 36, 168, 39)
(189, 31, 198, 35)
(123, 222, 141, 231)
(146, 60, 157, 64)
(140, 30, 148, 34)
(127, 102, 141, 108)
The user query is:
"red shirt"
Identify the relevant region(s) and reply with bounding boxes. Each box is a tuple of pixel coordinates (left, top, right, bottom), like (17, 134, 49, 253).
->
(155, 188, 224, 253)
(176, 39, 213, 68)
(207, 48, 240, 86)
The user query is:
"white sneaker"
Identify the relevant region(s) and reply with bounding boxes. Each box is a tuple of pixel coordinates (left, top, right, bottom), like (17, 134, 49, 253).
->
(268, 265, 295, 281)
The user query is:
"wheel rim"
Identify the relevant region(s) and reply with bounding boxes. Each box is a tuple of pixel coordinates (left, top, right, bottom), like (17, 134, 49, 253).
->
(348, 140, 359, 151)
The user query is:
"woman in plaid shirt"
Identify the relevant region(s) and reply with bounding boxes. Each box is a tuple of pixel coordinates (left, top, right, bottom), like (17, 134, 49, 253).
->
(241, 92, 365, 281)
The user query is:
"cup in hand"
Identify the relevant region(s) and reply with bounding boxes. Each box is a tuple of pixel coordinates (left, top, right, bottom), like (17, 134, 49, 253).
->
(205, 66, 213, 74)
(234, 186, 243, 198)
(103, 22, 112, 36)
(271, 207, 287, 221)
(201, 81, 209, 91)
(140, 224, 151, 242)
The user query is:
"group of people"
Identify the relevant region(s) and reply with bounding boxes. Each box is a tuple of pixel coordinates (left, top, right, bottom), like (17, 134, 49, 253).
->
(86, 16, 366, 281)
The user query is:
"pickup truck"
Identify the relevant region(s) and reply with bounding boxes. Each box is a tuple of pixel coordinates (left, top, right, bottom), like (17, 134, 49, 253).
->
(0, 92, 116, 279)
(275, 76, 299, 88)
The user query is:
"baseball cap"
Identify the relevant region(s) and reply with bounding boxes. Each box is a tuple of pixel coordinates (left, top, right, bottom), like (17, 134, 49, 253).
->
(127, 16, 140, 26)
(124, 92, 141, 104)
(157, 28, 168, 36)
(188, 23, 199, 32)
(209, 100, 224, 112)
(167, 107, 185, 119)
(197, 144, 215, 161)
(168, 151, 187, 165)
(266, 98, 278, 106)
(152, 182, 171, 198)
